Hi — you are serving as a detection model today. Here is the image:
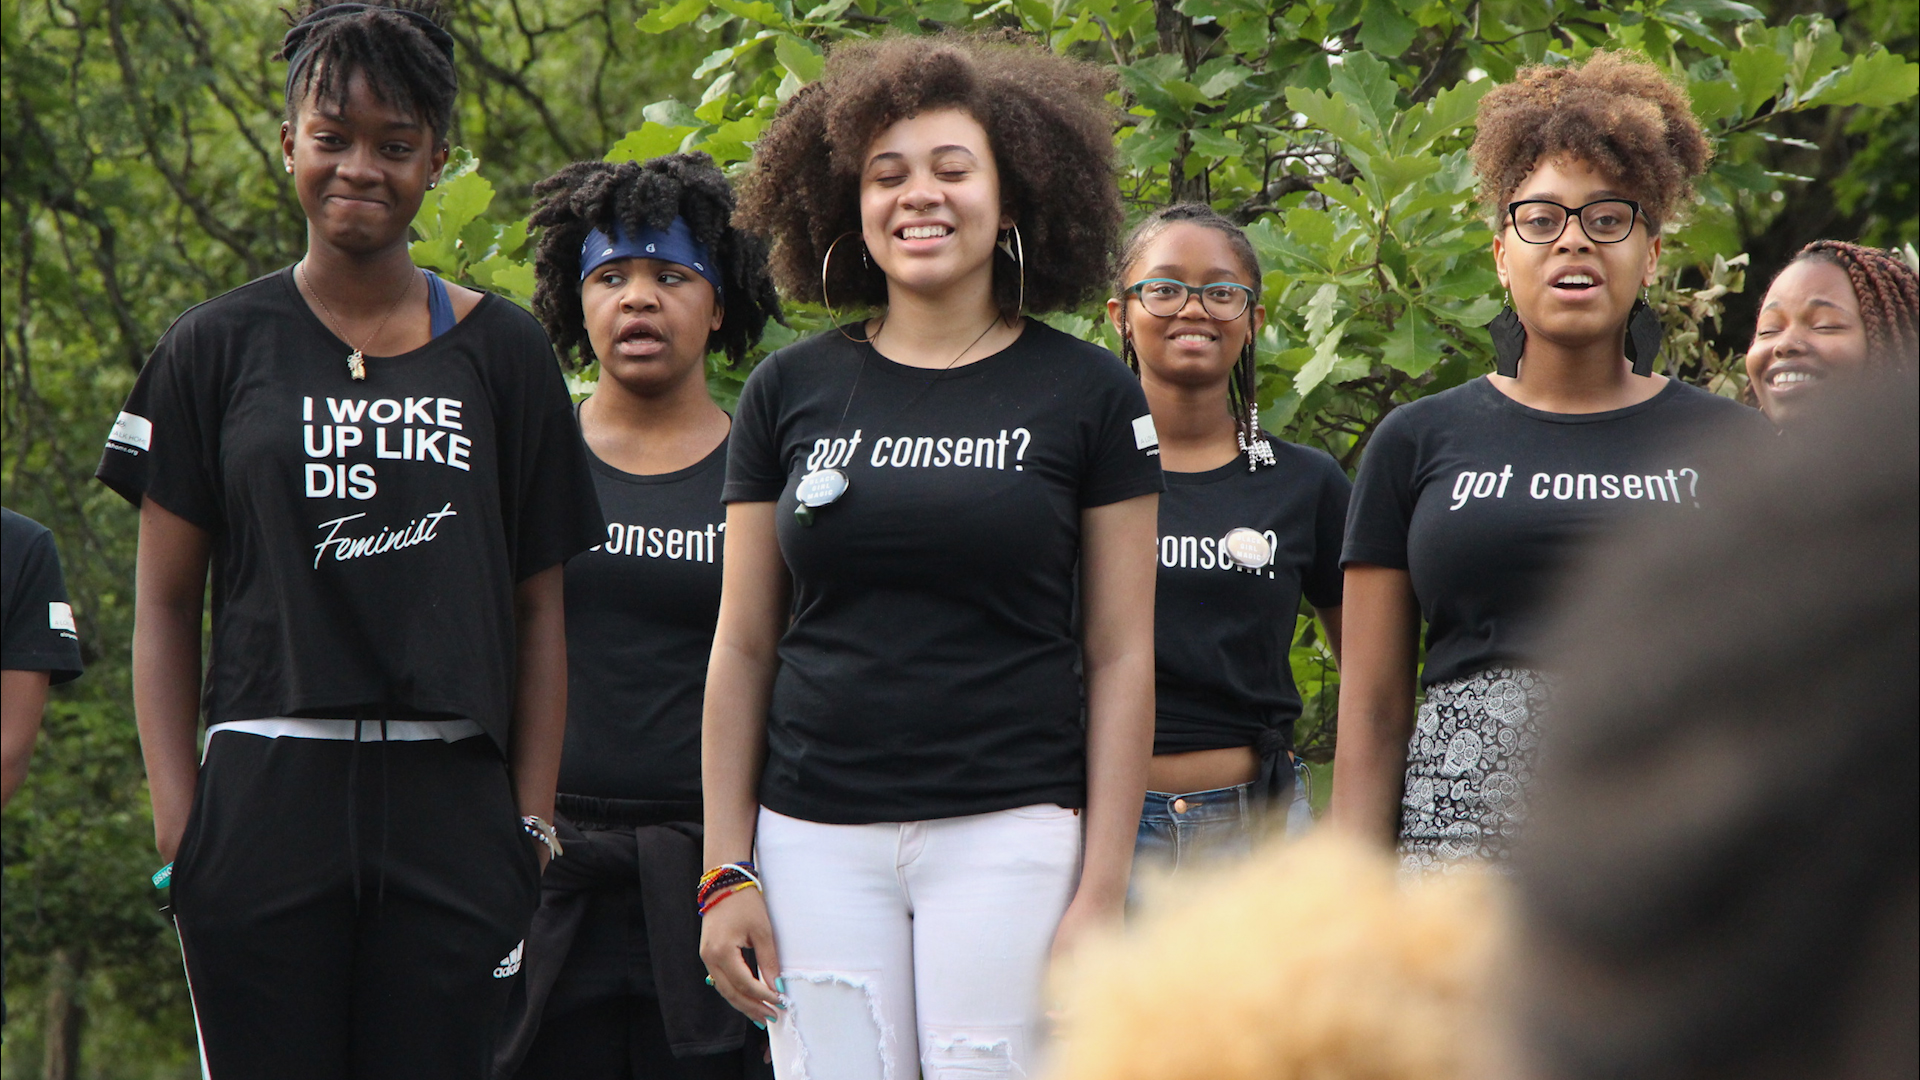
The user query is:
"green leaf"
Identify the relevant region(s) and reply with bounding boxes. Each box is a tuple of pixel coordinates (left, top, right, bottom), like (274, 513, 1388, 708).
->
(1659, 0, 1762, 22)
(643, 99, 702, 128)
(774, 34, 825, 82)
(1802, 49, 1920, 110)
(1735, 44, 1789, 116)
(1188, 127, 1242, 159)
(1355, 0, 1417, 57)
(1381, 304, 1442, 374)
(1371, 153, 1442, 198)
(1284, 87, 1383, 159)
(1301, 281, 1341, 340)
(1194, 59, 1252, 100)
(712, 0, 783, 24)
(636, 0, 709, 33)
(1293, 316, 1350, 397)
(487, 261, 535, 304)
(435, 170, 494, 239)
(1328, 51, 1398, 136)
(605, 123, 700, 163)
(1689, 77, 1742, 124)
(1400, 78, 1488, 154)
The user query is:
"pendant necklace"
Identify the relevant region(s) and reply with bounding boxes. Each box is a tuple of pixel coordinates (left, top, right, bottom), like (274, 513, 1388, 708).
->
(795, 316, 1003, 527)
(299, 261, 417, 382)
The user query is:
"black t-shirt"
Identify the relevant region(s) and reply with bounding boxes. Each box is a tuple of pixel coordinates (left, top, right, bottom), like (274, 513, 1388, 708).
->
(1, 508, 84, 684)
(95, 267, 603, 753)
(1343, 377, 1764, 686)
(1153, 442, 1349, 755)
(559, 423, 727, 803)
(724, 321, 1165, 824)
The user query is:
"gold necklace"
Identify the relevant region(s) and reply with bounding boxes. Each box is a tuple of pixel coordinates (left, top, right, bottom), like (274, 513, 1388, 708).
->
(298, 261, 417, 381)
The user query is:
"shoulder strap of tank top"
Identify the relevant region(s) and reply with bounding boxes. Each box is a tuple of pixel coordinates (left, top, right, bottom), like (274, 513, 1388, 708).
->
(422, 269, 455, 339)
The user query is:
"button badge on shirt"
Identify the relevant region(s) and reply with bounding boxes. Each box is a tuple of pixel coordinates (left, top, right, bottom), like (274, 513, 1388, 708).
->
(1222, 527, 1272, 569)
(794, 467, 849, 527)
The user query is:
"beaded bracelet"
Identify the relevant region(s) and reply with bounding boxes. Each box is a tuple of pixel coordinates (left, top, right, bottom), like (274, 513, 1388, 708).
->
(697, 860, 761, 916)
(522, 815, 564, 858)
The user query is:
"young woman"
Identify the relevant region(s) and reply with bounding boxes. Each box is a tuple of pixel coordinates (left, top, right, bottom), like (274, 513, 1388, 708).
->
(495, 153, 780, 1080)
(94, 5, 602, 1075)
(701, 35, 1161, 1078)
(1105, 205, 1347, 877)
(1331, 51, 1762, 871)
(1745, 240, 1918, 428)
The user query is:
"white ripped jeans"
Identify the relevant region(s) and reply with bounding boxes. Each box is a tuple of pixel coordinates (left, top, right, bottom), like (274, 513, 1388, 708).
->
(757, 803, 1083, 1080)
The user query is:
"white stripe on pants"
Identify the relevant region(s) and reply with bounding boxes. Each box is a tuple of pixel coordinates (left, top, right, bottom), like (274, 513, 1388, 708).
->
(757, 803, 1083, 1080)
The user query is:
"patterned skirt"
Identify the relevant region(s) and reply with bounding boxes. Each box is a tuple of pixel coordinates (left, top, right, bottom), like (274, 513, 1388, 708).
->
(1397, 667, 1550, 872)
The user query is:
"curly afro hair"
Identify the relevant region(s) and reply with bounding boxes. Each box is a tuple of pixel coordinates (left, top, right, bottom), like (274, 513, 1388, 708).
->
(1472, 50, 1712, 230)
(736, 32, 1122, 318)
(280, 2, 457, 139)
(528, 153, 782, 369)
(1779, 240, 1919, 369)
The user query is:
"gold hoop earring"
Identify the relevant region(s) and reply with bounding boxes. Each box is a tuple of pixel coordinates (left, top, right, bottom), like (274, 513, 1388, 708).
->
(822, 231, 872, 342)
(996, 224, 1025, 324)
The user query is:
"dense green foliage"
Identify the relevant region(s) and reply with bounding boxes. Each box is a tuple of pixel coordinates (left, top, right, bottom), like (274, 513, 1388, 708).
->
(3, 0, 1914, 1072)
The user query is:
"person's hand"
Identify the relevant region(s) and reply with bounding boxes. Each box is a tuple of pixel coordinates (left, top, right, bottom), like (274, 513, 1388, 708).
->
(699, 888, 785, 1028)
(1049, 888, 1123, 969)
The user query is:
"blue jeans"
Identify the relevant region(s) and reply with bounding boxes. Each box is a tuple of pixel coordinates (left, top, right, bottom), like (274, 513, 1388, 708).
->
(1131, 759, 1312, 901)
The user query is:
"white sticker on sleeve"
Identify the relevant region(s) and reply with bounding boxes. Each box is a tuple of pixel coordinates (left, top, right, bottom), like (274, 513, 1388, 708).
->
(1132, 414, 1159, 450)
(108, 411, 153, 452)
(48, 602, 76, 633)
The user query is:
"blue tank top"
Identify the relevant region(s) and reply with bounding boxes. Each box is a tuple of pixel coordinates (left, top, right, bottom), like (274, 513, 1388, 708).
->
(424, 269, 455, 339)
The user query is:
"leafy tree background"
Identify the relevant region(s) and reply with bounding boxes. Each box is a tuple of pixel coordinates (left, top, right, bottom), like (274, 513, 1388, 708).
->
(2, 0, 1913, 1073)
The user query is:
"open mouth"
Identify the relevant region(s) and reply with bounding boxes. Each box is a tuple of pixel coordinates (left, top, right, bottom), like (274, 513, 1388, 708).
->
(614, 320, 666, 356)
(1168, 331, 1217, 345)
(1550, 270, 1601, 294)
(1766, 365, 1823, 391)
(896, 224, 954, 241)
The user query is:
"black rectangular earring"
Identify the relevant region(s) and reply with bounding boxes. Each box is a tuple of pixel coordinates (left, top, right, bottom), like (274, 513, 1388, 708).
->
(1488, 303, 1525, 378)
(1625, 297, 1663, 377)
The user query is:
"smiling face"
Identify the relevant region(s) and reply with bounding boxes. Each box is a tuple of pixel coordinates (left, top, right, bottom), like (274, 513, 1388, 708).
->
(1494, 155, 1661, 357)
(1745, 258, 1869, 426)
(859, 108, 1013, 305)
(281, 69, 446, 257)
(581, 256, 724, 397)
(1107, 222, 1265, 394)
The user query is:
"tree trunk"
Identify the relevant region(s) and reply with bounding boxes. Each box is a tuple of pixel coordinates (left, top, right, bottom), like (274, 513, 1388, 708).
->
(42, 949, 84, 1080)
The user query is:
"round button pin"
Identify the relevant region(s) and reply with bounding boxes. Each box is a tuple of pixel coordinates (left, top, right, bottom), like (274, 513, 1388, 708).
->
(1222, 527, 1272, 569)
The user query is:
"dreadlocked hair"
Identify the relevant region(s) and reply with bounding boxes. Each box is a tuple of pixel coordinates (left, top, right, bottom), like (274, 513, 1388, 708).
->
(527, 153, 782, 369)
(1783, 240, 1919, 369)
(280, 2, 458, 138)
(1113, 203, 1271, 468)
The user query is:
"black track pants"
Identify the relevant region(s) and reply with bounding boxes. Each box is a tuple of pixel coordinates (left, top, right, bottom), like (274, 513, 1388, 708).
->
(172, 732, 541, 1080)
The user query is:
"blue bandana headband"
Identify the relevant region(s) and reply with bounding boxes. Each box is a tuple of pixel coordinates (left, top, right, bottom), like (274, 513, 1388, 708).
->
(579, 219, 724, 300)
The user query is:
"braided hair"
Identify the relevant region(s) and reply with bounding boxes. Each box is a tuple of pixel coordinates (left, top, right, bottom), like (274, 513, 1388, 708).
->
(1113, 204, 1270, 467)
(279, 2, 458, 139)
(528, 154, 782, 369)
(1781, 240, 1919, 369)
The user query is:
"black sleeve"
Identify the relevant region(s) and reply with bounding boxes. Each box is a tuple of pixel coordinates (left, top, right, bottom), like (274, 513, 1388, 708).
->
(1341, 405, 1420, 570)
(1303, 450, 1353, 609)
(2, 526, 84, 684)
(94, 318, 224, 532)
(495, 310, 605, 580)
(722, 352, 789, 504)
(1078, 356, 1166, 509)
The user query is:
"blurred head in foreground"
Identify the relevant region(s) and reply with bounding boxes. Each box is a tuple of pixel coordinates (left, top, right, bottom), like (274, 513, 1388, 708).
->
(1047, 831, 1510, 1080)
(1518, 371, 1919, 1079)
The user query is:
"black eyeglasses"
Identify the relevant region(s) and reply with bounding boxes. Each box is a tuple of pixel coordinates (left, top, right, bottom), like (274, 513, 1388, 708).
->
(1505, 199, 1644, 245)
(1125, 279, 1255, 321)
